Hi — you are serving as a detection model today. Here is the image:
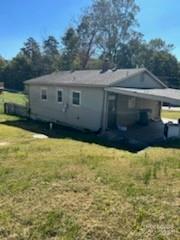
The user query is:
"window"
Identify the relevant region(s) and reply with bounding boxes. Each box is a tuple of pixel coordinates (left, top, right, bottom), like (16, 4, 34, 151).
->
(72, 91, 81, 106)
(57, 89, 63, 103)
(41, 88, 47, 101)
(128, 97, 136, 109)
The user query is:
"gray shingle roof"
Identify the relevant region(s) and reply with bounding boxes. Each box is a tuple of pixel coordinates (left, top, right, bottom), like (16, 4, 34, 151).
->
(25, 68, 145, 87)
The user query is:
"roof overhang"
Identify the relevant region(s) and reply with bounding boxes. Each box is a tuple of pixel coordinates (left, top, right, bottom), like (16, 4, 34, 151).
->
(105, 87, 180, 106)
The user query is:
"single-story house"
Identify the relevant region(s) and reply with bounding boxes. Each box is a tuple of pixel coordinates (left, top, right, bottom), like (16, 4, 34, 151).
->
(25, 68, 180, 133)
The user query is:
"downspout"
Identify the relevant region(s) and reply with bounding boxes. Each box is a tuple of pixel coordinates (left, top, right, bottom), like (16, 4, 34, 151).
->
(25, 84, 31, 119)
(160, 101, 163, 120)
(101, 89, 108, 132)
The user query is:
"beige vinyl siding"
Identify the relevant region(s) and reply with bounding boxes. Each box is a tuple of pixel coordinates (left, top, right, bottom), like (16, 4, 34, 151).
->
(116, 72, 164, 89)
(28, 85, 104, 131)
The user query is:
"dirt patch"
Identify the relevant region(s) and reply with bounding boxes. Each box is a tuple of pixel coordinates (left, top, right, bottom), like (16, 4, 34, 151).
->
(0, 142, 10, 147)
(33, 134, 48, 139)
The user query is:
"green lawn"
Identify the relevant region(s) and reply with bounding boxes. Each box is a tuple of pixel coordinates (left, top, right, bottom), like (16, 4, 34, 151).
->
(0, 91, 27, 106)
(0, 92, 179, 239)
(0, 91, 27, 121)
(162, 110, 180, 120)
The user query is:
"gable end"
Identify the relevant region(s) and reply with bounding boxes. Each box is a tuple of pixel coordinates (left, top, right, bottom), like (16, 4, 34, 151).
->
(112, 69, 167, 89)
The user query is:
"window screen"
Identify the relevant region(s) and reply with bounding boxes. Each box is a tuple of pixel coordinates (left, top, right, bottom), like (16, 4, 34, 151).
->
(72, 91, 80, 105)
(41, 89, 47, 100)
(57, 90, 63, 103)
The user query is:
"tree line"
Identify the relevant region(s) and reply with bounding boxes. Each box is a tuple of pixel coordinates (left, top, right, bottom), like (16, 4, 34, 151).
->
(0, 0, 179, 90)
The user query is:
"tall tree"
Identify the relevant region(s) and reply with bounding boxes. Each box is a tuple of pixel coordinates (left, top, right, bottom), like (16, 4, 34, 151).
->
(43, 36, 59, 56)
(0, 56, 6, 69)
(21, 37, 41, 60)
(3, 54, 32, 90)
(21, 37, 43, 76)
(43, 36, 61, 73)
(122, 37, 180, 88)
(3, 38, 43, 90)
(92, 0, 139, 63)
(149, 51, 179, 88)
(61, 27, 79, 70)
(148, 38, 174, 53)
(77, 10, 98, 69)
(0, 56, 7, 83)
(75, 0, 139, 67)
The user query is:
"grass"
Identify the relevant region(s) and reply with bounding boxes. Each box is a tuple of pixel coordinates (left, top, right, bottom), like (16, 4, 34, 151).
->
(0, 92, 179, 239)
(0, 91, 27, 106)
(162, 110, 180, 120)
(0, 91, 27, 121)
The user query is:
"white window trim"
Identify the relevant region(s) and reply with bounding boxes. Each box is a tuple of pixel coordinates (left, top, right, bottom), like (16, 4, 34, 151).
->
(40, 87, 48, 101)
(71, 90, 81, 107)
(56, 88, 63, 104)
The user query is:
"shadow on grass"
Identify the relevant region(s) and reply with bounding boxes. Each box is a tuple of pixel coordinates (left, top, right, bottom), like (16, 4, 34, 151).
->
(2, 118, 180, 153)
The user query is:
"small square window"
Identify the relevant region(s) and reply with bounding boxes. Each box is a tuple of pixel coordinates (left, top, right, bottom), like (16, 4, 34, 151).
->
(41, 88, 47, 100)
(72, 91, 80, 106)
(57, 90, 63, 103)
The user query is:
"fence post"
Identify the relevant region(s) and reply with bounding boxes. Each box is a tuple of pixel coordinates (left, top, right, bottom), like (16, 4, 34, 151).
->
(4, 103, 7, 114)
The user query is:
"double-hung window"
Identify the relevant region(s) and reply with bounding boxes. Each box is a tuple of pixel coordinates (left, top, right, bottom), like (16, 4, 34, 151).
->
(57, 89, 63, 103)
(41, 88, 47, 101)
(72, 91, 81, 106)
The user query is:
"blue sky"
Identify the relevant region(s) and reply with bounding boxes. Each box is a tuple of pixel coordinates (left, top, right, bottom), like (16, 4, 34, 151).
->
(0, 0, 180, 60)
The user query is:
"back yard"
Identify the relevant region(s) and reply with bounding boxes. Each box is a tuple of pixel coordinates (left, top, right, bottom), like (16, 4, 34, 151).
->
(162, 110, 180, 120)
(0, 92, 179, 239)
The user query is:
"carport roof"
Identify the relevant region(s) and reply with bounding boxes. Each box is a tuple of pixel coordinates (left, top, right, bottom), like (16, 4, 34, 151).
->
(105, 87, 180, 105)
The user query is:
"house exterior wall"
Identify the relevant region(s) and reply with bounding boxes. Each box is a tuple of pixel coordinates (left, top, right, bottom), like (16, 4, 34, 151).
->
(0, 82, 4, 94)
(116, 94, 161, 127)
(115, 73, 164, 89)
(27, 85, 104, 131)
(26, 70, 164, 131)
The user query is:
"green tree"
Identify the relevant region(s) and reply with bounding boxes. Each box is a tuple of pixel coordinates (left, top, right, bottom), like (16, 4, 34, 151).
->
(148, 38, 174, 52)
(21, 37, 41, 60)
(77, 10, 98, 69)
(3, 54, 32, 90)
(43, 36, 59, 56)
(2, 38, 43, 90)
(149, 51, 179, 88)
(21, 37, 43, 76)
(92, 0, 139, 63)
(0, 56, 6, 69)
(0, 56, 7, 84)
(61, 27, 79, 70)
(43, 36, 61, 73)
(73, 0, 140, 68)
(124, 38, 179, 88)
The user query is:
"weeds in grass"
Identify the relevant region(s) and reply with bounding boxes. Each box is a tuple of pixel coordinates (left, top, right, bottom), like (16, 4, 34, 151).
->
(32, 211, 80, 239)
(152, 161, 161, 179)
(143, 168, 152, 185)
(126, 183, 138, 197)
(0, 111, 179, 239)
(163, 165, 168, 176)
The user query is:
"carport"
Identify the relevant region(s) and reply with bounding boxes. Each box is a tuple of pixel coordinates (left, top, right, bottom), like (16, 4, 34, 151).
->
(105, 87, 180, 129)
(104, 87, 180, 145)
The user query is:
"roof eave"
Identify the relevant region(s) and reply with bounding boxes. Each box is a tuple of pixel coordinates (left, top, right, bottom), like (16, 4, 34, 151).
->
(105, 87, 180, 105)
(25, 82, 107, 88)
(144, 69, 168, 88)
